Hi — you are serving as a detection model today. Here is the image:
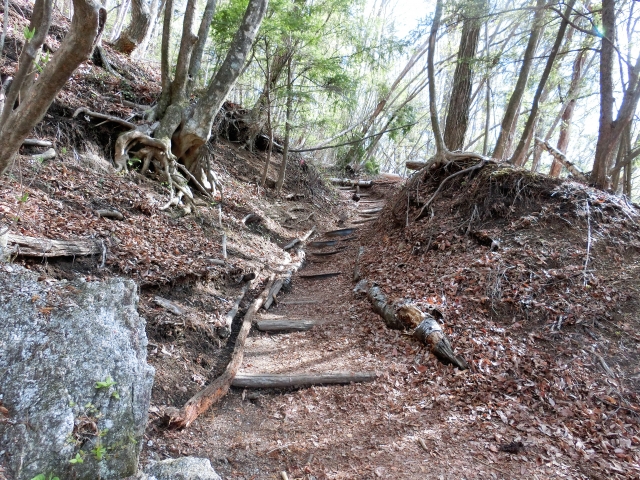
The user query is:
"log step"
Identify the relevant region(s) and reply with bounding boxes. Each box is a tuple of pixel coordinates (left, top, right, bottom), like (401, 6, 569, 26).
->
(256, 319, 318, 332)
(6, 234, 101, 258)
(310, 249, 344, 256)
(309, 240, 338, 248)
(299, 272, 342, 280)
(351, 217, 378, 225)
(231, 371, 378, 389)
(324, 228, 357, 237)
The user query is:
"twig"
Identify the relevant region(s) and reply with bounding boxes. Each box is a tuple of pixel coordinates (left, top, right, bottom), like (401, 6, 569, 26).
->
(72, 107, 137, 129)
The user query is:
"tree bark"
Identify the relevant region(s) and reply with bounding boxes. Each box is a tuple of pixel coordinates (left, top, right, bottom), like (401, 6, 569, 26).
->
(510, 0, 576, 166)
(276, 53, 293, 193)
(427, 0, 446, 157)
(0, 0, 106, 175)
(113, 0, 151, 55)
(109, 0, 130, 42)
(591, 0, 640, 189)
(492, 0, 546, 160)
(187, 0, 218, 92)
(6, 234, 102, 257)
(443, 0, 484, 151)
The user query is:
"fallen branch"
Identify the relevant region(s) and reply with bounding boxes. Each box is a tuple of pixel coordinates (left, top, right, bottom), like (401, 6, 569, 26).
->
(154, 296, 186, 316)
(309, 240, 337, 248)
(218, 283, 250, 338)
(351, 217, 377, 225)
(283, 226, 316, 250)
(165, 274, 276, 429)
(231, 371, 377, 388)
(23, 138, 53, 147)
(535, 137, 587, 181)
(359, 281, 468, 370)
(255, 319, 318, 332)
(6, 234, 101, 258)
(324, 227, 357, 237)
(359, 207, 382, 215)
(73, 107, 137, 129)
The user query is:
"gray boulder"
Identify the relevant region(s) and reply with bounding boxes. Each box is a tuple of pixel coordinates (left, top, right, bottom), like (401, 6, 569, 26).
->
(144, 457, 222, 480)
(0, 264, 154, 479)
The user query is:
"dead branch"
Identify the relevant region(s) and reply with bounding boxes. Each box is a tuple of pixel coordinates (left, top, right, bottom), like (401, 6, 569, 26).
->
(23, 138, 53, 147)
(406, 160, 427, 170)
(154, 296, 186, 315)
(255, 319, 318, 332)
(218, 283, 250, 338)
(283, 225, 316, 250)
(96, 209, 124, 220)
(329, 178, 373, 188)
(231, 372, 377, 388)
(535, 137, 587, 181)
(30, 148, 56, 161)
(73, 107, 137, 129)
(166, 274, 276, 429)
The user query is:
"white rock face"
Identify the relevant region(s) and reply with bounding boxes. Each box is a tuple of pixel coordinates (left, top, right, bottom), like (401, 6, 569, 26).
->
(0, 264, 154, 479)
(144, 457, 223, 480)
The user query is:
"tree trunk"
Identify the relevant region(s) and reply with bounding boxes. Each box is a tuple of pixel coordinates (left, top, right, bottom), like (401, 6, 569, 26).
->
(0, 0, 106, 174)
(549, 48, 588, 176)
(443, 0, 484, 151)
(276, 53, 293, 193)
(109, 0, 130, 42)
(187, 0, 218, 92)
(113, 0, 151, 55)
(491, 0, 546, 160)
(134, 0, 163, 58)
(510, 0, 576, 166)
(591, 0, 640, 189)
(427, 0, 446, 157)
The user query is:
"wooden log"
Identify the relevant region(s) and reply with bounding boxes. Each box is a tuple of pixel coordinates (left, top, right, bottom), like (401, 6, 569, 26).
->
(73, 107, 137, 129)
(263, 278, 285, 310)
(329, 178, 373, 188)
(310, 249, 344, 256)
(231, 371, 378, 388)
(166, 274, 276, 429)
(96, 209, 124, 220)
(6, 234, 101, 258)
(359, 207, 382, 214)
(324, 228, 357, 237)
(299, 272, 342, 280)
(218, 283, 250, 339)
(365, 283, 468, 370)
(406, 160, 427, 171)
(283, 226, 316, 250)
(255, 319, 318, 332)
(309, 240, 338, 248)
(30, 148, 56, 161)
(351, 218, 378, 225)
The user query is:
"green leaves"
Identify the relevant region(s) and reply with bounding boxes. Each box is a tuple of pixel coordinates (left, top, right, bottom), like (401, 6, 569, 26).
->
(69, 452, 84, 465)
(23, 26, 35, 41)
(95, 376, 116, 389)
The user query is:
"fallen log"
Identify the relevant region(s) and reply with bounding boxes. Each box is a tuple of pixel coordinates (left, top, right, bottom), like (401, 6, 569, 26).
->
(6, 234, 101, 258)
(231, 371, 377, 389)
(73, 107, 137, 129)
(218, 283, 250, 339)
(324, 228, 357, 237)
(329, 178, 373, 188)
(283, 226, 316, 250)
(165, 274, 276, 429)
(255, 319, 318, 332)
(30, 148, 57, 161)
(406, 160, 427, 171)
(263, 278, 285, 310)
(359, 207, 382, 214)
(361, 281, 468, 370)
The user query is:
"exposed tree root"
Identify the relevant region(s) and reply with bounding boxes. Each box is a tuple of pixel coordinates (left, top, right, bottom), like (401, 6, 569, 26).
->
(73, 107, 136, 129)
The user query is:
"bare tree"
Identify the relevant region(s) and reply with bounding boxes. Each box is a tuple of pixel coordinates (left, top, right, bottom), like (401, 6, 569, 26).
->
(0, 0, 106, 174)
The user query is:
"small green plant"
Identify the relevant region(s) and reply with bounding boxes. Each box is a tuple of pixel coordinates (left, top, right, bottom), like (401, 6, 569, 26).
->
(30, 475, 60, 480)
(127, 157, 142, 169)
(92, 445, 107, 461)
(69, 452, 84, 465)
(18, 192, 29, 203)
(61, 147, 68, 155)
(35, 51, 50, 73)
(23, 26, 35, 41)
(111, 390, 120, 400)
(95, 377, 116, 390)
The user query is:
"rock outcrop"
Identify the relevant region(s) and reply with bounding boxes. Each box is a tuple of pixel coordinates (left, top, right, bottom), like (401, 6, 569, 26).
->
(143, 457, 223, 480)
(0, 264, 154, 479)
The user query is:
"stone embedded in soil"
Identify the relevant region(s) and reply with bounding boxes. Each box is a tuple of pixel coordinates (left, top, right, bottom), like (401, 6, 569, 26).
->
(0, 264, 154, 480)
(143, 457, 222, 480)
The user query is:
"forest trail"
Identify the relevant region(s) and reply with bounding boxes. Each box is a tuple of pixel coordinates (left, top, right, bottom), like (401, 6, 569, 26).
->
(145, 186, 593, 480)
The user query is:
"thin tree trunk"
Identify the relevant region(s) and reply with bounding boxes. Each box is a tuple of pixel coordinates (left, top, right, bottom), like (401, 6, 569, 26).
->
(110, 0, 130, 42)
(134, 0, 161, 58)
(482, 22, 491, 156)
(187, 0, 217, 93)
(492, 0, 546, 160)
(276, 53, 293, 193)
(510, 0, 576, 166)
(260, 45, 273, 187)
(443, 0, 484, 151)
(549, 48, 588, 176)
(611, 125, 631, 192)
(428, 0, 446, 157)
(0, 0, 8, 58)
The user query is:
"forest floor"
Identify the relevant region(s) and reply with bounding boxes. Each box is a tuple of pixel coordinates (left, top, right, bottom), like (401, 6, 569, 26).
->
(2, 1, 640, 478)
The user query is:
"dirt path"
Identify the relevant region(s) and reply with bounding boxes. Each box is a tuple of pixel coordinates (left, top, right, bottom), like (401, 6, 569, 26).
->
(144, 189, 598, 480)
